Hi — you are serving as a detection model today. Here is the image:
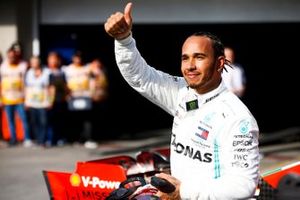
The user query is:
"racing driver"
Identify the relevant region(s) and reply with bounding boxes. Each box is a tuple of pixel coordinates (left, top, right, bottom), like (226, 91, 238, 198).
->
(104, 2, 260, 200)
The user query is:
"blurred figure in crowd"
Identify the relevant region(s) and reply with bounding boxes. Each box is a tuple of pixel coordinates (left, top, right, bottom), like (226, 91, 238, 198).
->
(88, 58, 109, 142)
(0, 51, 3, 144)
(222, 46, 246, 98)
(47, 51, 69, 146)
(0, 48, 31, 146)
(0, 51, 2, 142)
(10, 42, 27, 68)
(63, 51, 96, 148)
(89, 58, 108, 102)
(25, 56, 52, 147)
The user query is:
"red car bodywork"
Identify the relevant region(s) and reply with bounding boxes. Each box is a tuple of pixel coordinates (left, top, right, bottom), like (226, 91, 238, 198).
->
(43, 147, 300, 199)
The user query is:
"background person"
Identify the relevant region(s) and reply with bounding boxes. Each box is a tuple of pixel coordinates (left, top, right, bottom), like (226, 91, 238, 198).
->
(25, 56, 52, 147)
(105, 3, 260, 199)
(0, 51, 2, 142)
(63, 51, 95, 148)
(222, 46, 246, 98)
(10, 42, 26, 66)
(89, 58, 109, 103)
(88, 58, 109, 143)
(0, 48, 31, 146)
(47, 51, 69, 146)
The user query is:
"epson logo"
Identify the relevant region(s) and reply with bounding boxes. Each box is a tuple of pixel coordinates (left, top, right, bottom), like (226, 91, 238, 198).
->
(233, 140, 252, 147)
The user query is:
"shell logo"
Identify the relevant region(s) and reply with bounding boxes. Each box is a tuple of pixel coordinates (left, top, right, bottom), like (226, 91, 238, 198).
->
(70, 173, 81, 187)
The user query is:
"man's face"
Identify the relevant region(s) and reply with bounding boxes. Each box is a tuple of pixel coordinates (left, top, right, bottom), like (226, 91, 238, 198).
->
(181, 36, 224, 94)
(72, 56, 82, 66)
(30, 57, 40, 69)
(7, 50, 18, 65)
(47, 54, 60, 68)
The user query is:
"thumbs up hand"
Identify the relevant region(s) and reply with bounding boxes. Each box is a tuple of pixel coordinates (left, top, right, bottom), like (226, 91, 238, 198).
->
(104, 2, 133, 40)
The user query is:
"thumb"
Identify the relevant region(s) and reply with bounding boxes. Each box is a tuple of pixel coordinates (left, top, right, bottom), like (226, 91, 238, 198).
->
(124, 2, 133, 25)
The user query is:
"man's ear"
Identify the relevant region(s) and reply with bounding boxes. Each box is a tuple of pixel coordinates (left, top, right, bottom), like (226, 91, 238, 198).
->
(216, 56, 225, 72)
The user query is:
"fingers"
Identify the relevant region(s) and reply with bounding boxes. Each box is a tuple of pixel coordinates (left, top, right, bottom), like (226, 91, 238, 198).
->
(104, 12, 130, 40)
(104, 3, 133, 40)
(124, 2, 133, 25)
(105, 12, 128, 32)
(156, 191, 169, 200)
(155, 173, 181, 191)
(154, 174, 181, 200)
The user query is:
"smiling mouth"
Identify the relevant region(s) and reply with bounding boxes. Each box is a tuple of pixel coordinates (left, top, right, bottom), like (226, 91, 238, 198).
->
(186, 73, 199, 79)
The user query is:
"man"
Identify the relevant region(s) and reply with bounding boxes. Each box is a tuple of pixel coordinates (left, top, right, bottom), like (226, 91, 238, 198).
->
(25, 56, 52, 146)
(47, 51, 69, 146)
(105, 3, 259, 199)
(0, 48, 31, 146)
(63, 51, 95, 148)
(222, 47, 246, 98)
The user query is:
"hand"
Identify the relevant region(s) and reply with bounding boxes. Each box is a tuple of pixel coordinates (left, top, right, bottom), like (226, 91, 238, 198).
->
(155, 173, 181, 200)
(104, 2, 133, 40)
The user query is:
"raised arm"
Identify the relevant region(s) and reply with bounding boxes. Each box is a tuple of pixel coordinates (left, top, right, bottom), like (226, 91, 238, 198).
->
(104, 3, 186, 116)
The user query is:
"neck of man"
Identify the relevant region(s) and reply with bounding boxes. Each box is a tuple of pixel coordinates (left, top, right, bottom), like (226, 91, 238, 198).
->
(195, 77, 222, 95)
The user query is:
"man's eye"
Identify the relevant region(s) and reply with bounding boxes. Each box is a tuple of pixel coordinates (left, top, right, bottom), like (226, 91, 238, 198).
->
(181, 57, 188, 61)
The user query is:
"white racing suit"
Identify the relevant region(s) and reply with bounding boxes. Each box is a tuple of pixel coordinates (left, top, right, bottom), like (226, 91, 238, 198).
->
(115, 35, 260, 200)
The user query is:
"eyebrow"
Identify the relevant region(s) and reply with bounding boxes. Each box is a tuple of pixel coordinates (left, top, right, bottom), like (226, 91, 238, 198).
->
(181, 52, 207, 57)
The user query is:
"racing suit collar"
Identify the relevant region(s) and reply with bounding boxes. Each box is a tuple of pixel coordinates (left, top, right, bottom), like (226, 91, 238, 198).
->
(190, 80, 227, 104)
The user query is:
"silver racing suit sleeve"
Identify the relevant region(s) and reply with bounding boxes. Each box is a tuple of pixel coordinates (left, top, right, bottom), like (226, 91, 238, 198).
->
(180, 117, 260, 200)
(115, 35, 185, 116)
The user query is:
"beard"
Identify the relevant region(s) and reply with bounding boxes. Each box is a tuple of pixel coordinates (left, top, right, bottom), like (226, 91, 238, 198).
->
(187, 82, 201, 89)
(184, 74, 216, 94)
(184, 77, 204, 90)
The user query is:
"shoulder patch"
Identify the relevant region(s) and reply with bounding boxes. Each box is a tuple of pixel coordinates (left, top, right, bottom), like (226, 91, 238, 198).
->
(239, 120, 250, 134)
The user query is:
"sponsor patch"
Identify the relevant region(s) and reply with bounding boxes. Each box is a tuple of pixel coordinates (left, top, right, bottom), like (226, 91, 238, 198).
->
(186, 99, 199, 111)
(195, 126, 210, 140)
(234, 154, 248, 161)
(69, 173, 120, 189)
(239, 120, 250, 134)
(171, 134, 212, 163)
(231, 161, 249, 168)
(233, 140, 253, 147)
(70, 173, 81, 187)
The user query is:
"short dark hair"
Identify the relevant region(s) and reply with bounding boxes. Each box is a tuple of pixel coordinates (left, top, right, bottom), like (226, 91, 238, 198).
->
(73, 50, 83, 58)
(11, 41, 22, 52)
(191, 32, 232, 71)
(191, 31, 225, 59)
(48, 51, 61, 58)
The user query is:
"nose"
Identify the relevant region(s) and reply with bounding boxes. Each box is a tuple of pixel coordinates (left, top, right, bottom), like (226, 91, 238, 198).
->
(187, 59, 196, 70)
